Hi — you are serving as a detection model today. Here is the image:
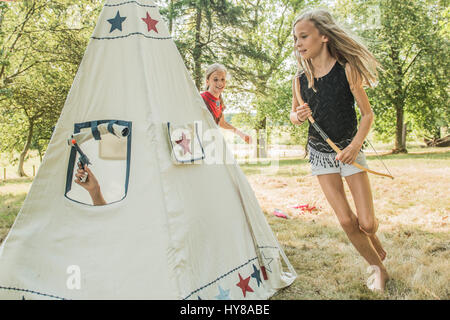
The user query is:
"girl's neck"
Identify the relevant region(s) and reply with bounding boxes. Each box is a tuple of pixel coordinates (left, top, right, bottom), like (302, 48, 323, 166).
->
(310, 45, 336, 75)
(207, 89, 220, 99)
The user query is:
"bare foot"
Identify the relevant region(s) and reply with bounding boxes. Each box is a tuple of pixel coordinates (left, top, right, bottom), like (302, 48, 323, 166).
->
(366, 265, 389, 292)
(368, 234, 387, 261)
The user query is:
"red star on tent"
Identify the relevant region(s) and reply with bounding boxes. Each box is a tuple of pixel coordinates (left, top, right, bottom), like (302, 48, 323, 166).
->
(142, 12, 158, 33)
(175, 132, 191, 155)
(236, 273, 253, 297)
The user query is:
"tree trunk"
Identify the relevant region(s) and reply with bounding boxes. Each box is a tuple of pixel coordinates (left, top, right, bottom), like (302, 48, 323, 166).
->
(424, 135, 450, 147)
(18, 121, 33, 177)
(192, 7, 203, 90)
(37, 143, 43, 162)
(392, 105, 407, 153)
(256, 117, 267, 158)
(391, 48, 407, 154)
(401, 122, 407, 148)
(168, 0, 174, 33)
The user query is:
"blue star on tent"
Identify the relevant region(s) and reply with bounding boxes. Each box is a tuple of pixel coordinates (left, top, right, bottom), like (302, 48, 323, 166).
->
(215, 285, 230, 300)
(251, 264, 262, 287)
(107, 11, 126, 33)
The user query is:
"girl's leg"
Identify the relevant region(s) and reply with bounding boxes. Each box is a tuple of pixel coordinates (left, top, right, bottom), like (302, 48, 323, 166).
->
(344, 171, 386, 261)
(316, 173, 388, 290)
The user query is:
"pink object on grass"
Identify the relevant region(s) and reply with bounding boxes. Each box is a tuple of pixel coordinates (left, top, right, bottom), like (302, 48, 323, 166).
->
(273, 209, 288, 219)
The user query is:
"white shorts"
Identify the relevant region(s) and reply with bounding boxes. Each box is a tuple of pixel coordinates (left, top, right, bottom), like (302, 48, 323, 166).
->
(308, 146, 369, 177)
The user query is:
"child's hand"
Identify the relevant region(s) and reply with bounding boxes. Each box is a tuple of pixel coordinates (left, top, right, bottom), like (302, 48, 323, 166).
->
(236, 130, 252, 144)
(336, 144, 359, 164)
(74, 164, 100, 193)
(243, 134, 252, 144)
(295, 103, 312, 122)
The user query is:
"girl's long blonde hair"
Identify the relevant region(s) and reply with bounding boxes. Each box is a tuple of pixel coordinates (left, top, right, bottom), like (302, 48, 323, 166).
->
(204, 63, 227, 107)
(293, 9, 380, 90)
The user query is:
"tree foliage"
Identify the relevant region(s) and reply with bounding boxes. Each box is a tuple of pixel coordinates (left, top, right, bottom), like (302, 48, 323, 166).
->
(0, 0, 448, 171)
(159, 0, 243, 89)
(335, 0, 449, 152)
(0, 0, 101, 174)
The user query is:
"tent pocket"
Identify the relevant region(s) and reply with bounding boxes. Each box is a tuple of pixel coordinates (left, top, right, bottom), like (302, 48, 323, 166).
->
(165, 122, 205, 164)
(65, 120, 132, 206)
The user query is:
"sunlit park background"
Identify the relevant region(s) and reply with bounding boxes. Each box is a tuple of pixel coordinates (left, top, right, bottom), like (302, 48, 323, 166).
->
(0, 0, 449, 299)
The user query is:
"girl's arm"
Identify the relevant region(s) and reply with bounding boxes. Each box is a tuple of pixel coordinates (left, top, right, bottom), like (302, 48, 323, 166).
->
(336, 63, 374, 164)
(290, 77, 311, 125)
(218, 115, 252, 144)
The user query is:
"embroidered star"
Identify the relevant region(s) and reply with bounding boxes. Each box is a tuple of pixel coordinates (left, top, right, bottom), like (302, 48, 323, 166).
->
(215, 285, 230, 300)
(251, 264, 262, 287)
(142, 12, 158, 33)
(107, 11, 126, 33)
(236, 273, 254, 297)
(175, 132, 191, 155)
(262, 252, 274, 273)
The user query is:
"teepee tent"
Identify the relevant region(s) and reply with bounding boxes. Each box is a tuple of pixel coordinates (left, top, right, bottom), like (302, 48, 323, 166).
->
(0, 0, 296, 300)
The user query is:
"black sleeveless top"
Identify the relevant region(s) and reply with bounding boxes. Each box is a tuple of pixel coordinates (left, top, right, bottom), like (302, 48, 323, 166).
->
(299, 61, 357, 153)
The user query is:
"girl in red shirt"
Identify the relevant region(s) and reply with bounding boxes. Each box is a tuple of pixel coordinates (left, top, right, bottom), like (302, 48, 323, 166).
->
(201, 63, 252, 144)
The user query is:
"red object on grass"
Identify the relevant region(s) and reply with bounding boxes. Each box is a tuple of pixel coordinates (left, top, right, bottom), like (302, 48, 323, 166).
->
(292, 204, 318, 214)
(292, 204, 309, 209)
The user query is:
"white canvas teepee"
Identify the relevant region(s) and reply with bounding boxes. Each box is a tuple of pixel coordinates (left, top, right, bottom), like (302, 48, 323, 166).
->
(0, 0, 296, 300)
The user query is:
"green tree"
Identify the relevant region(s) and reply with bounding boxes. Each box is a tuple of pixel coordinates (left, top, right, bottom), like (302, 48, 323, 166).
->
(336, 0, 449, 153)
(0, 0, 101, 175)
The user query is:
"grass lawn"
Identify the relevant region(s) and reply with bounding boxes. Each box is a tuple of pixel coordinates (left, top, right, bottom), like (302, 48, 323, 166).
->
(240, 148, 450, 300)
(1, 148, 449, 299)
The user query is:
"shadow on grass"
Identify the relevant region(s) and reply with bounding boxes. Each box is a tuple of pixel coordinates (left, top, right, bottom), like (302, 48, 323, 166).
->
(239, 158, 310, 176)
(239, 158, 309, 168)
(0, 177, 34, 186)
(367, 150, 450, 161)
(239, 150, 449, 177)
(239, 150, 449, 171)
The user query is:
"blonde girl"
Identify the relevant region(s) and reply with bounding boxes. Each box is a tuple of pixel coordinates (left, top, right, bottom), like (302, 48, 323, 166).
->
(290, 9, 389, 291)
(201, 63, 252, 144)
